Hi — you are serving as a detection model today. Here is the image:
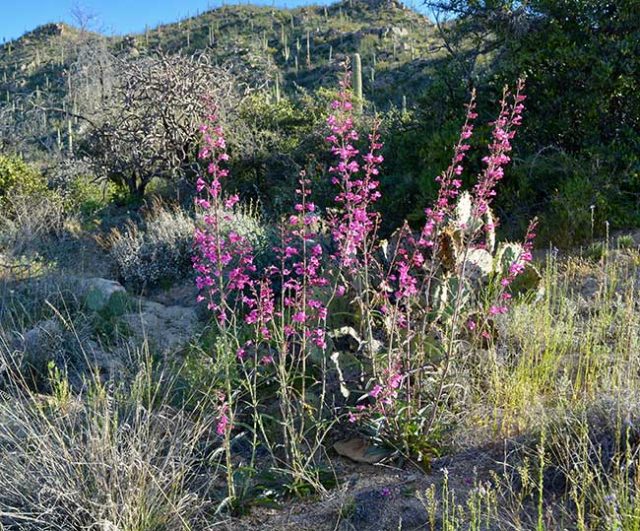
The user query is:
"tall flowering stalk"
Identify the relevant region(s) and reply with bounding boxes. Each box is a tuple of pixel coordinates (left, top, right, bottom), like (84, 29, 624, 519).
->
(473, 79, 526, 219)
(193, 107, 250, 502)
(326, 69, 385, 375)
(268, 172, 334, 475)
(195, 109, 335, 485)
(326, 74, 383, 270)
(420, 90, 477, 248)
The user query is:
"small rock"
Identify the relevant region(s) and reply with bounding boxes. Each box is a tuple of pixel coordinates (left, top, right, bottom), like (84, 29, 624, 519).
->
(19, 319, 63, 354)
(580, 277, 600, 300)
(334, 438, 393, 464)
(330, 327, 383, 355)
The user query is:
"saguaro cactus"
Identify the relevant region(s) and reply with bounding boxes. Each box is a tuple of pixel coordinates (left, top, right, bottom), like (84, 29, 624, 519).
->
(274, 73, 281, 103)
(352, 53, 363, 112)
(67, 119, 73, 155)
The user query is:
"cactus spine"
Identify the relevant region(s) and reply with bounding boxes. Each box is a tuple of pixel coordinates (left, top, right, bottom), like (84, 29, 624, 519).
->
(352, 53, 363, 112)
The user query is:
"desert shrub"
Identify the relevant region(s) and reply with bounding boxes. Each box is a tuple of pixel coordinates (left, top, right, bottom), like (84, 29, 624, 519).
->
(0, 156, 69, 258)
(0, 154, 47, 199)
(47, 160, 116, 216)
(108, 203, 195, 290)
(0, 191, 66, 258)
(67, 175, 116, 216)
(617, 234, 635, 250)
(109, 200, 269, 290)
(227, 86, 350, 214)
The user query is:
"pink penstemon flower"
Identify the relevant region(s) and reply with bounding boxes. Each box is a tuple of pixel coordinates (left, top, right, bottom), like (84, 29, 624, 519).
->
(498, 217, 538, 301)
(472, 80, 526, 218)
(420, 90, 478, 248)
(193, 108, 257, 326)
(326, 71, 383, 271)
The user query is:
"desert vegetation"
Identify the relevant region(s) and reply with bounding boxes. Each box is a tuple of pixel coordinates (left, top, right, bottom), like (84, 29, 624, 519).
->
(1, 0, 640, 529)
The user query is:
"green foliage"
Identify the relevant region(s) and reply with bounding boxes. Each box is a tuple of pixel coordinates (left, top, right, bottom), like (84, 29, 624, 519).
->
(417, 0, 640, 246)
(67, 176, 116, 216)
(0, 154, 47, 198)
(230, 88, 338, 213)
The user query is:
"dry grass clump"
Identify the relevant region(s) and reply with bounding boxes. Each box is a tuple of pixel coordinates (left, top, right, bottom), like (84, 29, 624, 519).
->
(0, 343, 225, 531)
(0, 191, 66, 258)
(459, 250, 640, 444)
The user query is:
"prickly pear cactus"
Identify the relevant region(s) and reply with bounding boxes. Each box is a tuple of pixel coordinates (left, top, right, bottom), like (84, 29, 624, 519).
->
(495, 241, 542, 295)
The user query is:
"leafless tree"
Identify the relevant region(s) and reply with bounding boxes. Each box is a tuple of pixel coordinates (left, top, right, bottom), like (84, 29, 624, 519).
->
(82, 51, 247, 198)
(70, 2, 102, 35)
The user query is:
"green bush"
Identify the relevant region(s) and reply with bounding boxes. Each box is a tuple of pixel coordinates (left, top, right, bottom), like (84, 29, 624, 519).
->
(0, 155, 47, 199)
(67, 176, 116, 216)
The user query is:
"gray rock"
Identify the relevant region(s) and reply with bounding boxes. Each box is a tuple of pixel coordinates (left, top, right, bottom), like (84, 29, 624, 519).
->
(84, 340, 124, 376)
(122, 301, 198, 353)
(580, 277, 600, 300)
(10, 319, 65, 386)
(390, 26, 409, 37)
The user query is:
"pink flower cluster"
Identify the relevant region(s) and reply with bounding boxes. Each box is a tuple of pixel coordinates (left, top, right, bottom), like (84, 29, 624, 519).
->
(349, 366, 404, 423)
(473, 80, 526, 218)
(193, 111, 257, 324)
(277, 172, 329, 350)
(195, 74, 537, 444)
(326, 74, 383, 270)
(420, 91, 478, 247)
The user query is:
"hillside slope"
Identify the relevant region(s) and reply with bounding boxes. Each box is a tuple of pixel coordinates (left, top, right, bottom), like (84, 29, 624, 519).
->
(0, 0, 442, 109)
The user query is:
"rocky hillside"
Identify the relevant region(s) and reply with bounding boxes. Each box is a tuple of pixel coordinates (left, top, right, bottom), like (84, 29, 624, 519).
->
(0, 0, 441, 111)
